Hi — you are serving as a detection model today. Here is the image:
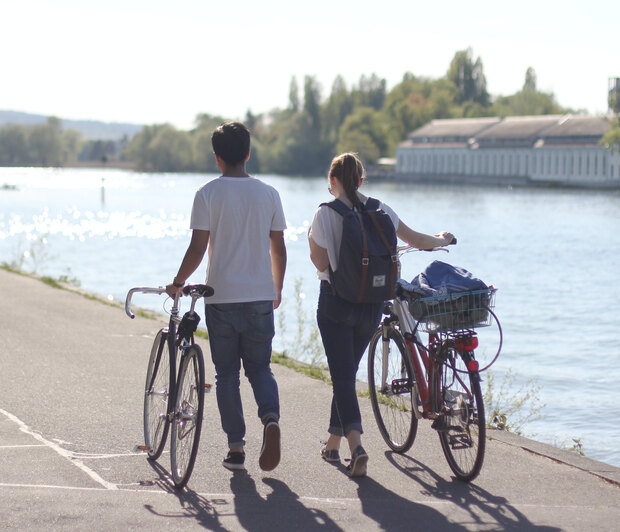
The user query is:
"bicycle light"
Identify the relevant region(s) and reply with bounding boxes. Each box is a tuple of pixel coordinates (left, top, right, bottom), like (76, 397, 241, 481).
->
(467, 360, 479, 372)
(455, 336, 478, 351)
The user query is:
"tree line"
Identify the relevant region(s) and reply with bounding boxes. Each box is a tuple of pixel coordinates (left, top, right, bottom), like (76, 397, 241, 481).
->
(0, 116, 130, 167)
(124, 49, 570, 175)
(4, 48, 616, 173)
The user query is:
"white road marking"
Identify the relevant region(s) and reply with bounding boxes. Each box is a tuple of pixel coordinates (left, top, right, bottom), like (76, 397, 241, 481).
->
(0, 408, 118, 490)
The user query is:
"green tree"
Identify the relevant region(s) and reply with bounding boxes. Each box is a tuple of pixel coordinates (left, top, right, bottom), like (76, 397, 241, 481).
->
(337, 107, 389, 165)
(600, 118, 620, 152)
(0, 124, 29, 165)
(321, 75, 354, 145)
(303, 75, 322, 135)
(28, 117, 64, 166)
(353, 73, 387, 111)
(288, 76, 300, 112)
(523, 67, 537, 92)
(447, 47, 489, 106)
(147, 125, 193, 172)
(61, 129, 83, 163)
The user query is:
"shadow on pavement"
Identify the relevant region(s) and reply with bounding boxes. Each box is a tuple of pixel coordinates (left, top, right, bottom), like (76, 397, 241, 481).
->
(385, 451, 562, 531)
(229, 472, 342, 531)
(141, 459, 229, 530)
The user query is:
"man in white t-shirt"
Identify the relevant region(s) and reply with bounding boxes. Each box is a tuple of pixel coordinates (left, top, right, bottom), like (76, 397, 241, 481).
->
(166, 122, 287, 472)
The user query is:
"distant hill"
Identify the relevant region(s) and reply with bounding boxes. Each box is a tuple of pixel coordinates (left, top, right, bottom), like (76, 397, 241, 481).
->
(0, 110, 143, 140)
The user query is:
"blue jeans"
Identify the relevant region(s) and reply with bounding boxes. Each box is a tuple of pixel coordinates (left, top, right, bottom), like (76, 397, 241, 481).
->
(317, 282, 383, 437)
(204, 301, 280, 449)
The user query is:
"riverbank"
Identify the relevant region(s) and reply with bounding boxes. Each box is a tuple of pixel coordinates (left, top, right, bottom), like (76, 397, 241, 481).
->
(4, 264, 620, 486)
(1, 265, 619, 531)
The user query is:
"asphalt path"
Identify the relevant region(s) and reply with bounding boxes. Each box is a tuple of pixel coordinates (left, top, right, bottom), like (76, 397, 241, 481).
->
(1, 269, 619, 531)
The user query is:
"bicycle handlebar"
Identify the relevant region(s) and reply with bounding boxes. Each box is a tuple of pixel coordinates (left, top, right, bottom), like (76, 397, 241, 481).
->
(125, 284, 215, 319)
(125, 287, 166, 319)
(397, 237, 457, 255)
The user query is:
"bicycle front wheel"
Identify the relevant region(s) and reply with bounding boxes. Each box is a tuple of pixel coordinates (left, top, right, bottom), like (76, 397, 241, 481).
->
(144, 329, 172, 460)
(171, 344, 205, 489)
(435, 350, 485, 481)
(368, 326, 417, 453)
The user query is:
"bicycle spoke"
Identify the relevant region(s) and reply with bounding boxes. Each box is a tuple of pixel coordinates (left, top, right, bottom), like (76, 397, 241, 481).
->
(436, 352, 485, 481)
(368, 327, 417, 453)
(171, 346, 205, 489)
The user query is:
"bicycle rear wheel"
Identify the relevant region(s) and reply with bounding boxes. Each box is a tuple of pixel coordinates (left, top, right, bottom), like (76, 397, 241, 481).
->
(143, 329, 172, 460)
(171, 344, 205, 489)
(434, 349, 485, 481)
(368, 326, 417, 453)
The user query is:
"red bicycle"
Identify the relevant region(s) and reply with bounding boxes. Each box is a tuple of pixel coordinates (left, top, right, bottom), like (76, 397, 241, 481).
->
(367, 247, 501, 481)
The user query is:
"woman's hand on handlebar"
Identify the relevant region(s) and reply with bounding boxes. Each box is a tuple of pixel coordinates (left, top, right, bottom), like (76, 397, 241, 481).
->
(436, 231, 456, 246)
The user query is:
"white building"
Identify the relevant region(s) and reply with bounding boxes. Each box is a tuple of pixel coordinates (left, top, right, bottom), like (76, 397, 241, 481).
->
(396, 115, 620, 187)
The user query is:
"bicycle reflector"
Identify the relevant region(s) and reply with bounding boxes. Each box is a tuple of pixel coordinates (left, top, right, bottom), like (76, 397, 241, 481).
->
(455, 336, 478, 351)
(467, 360, 479, 372)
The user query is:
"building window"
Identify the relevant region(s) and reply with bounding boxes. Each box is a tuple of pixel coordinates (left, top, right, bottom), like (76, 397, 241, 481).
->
(525, 154, 529, 175)
(594, 154, 598, 175)
(563, 154, 567, 175)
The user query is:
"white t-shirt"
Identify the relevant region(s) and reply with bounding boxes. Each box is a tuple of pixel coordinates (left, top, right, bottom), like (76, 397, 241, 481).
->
(309, 197, 399, 282)
(190, 176, 287, 304)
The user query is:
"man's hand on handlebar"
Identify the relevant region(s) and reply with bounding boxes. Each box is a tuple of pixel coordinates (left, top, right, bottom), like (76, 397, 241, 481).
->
(166, 282, 184, 298)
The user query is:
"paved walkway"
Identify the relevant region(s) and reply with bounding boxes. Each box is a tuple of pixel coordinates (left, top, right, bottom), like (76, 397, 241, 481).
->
(0, 268, 618, 531)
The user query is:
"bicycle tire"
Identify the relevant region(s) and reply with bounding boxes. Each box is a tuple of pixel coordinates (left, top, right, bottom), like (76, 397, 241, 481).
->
(143, 328, 172, 460)
(170, 344, 205, 489)
(368, 326, 418, 453)
(433, 349, 485, 481)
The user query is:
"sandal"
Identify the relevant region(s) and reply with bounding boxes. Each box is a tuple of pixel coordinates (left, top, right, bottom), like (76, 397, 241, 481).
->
(321, 446, 341, 463)
(346, 446, 368, 477)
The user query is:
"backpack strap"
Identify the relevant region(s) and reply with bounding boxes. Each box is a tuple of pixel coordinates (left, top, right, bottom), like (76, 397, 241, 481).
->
(364, 197, 380, 211)
(320, 199, 351, 216)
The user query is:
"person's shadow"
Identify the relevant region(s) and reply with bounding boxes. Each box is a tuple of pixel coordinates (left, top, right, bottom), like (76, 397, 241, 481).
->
(230, 472, 342, 532)
(384, 451, 563, 531)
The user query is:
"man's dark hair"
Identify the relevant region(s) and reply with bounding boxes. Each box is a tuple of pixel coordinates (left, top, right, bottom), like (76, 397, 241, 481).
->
(211, 122, 251, 166)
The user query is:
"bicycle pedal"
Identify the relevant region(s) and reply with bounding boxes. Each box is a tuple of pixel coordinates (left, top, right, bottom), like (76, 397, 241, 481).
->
(134, 445, 150, 452)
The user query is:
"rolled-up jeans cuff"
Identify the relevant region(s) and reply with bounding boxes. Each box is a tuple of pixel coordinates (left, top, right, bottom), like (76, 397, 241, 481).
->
(261, 412, 280, 425)
(328, 426, 345, 437)
(344, 423, 363, 436)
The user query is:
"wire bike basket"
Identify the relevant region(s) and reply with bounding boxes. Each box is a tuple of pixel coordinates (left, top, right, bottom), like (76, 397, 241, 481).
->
(408, 288, 497, 333)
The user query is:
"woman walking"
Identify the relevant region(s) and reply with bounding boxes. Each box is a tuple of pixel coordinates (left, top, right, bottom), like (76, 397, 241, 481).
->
(308, 152, 454, 477)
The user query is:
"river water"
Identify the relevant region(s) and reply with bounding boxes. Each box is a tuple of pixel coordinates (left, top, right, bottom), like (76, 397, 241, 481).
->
(1, 167, 619, 467)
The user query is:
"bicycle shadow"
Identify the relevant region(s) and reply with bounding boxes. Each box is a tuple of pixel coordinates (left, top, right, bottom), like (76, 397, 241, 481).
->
(141, 459, 229, 531)
(349, 472, 469, 531)
(229, 472, 343, 532)
(384, 451, 562, 531)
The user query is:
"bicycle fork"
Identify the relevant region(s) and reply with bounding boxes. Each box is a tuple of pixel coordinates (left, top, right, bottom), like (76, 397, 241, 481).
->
(380, 324, 423, 420)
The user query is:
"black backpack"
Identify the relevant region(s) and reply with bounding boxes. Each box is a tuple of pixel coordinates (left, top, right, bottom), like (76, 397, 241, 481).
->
(322, 197, 398, 303)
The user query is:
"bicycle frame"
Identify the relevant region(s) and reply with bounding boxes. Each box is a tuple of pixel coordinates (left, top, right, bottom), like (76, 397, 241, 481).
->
(385, 293, 479, 421)
(126, 286, 204, 422)
(383, 296, 436, 419)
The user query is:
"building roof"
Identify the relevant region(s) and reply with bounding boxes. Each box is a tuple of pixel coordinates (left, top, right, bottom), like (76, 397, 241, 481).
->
(475, 115, 564, 140)
(540, 115, 612, 138)
(408, 117, 500, 141)
(398, 114, 614, 150)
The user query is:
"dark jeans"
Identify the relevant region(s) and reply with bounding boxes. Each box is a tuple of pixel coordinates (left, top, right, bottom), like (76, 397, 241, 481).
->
(317, 281, 383, 437)
(204, 301, 280, 449)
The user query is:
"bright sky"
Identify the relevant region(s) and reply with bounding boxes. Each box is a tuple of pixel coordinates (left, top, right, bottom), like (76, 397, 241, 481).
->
(1, 0, 618, 129)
